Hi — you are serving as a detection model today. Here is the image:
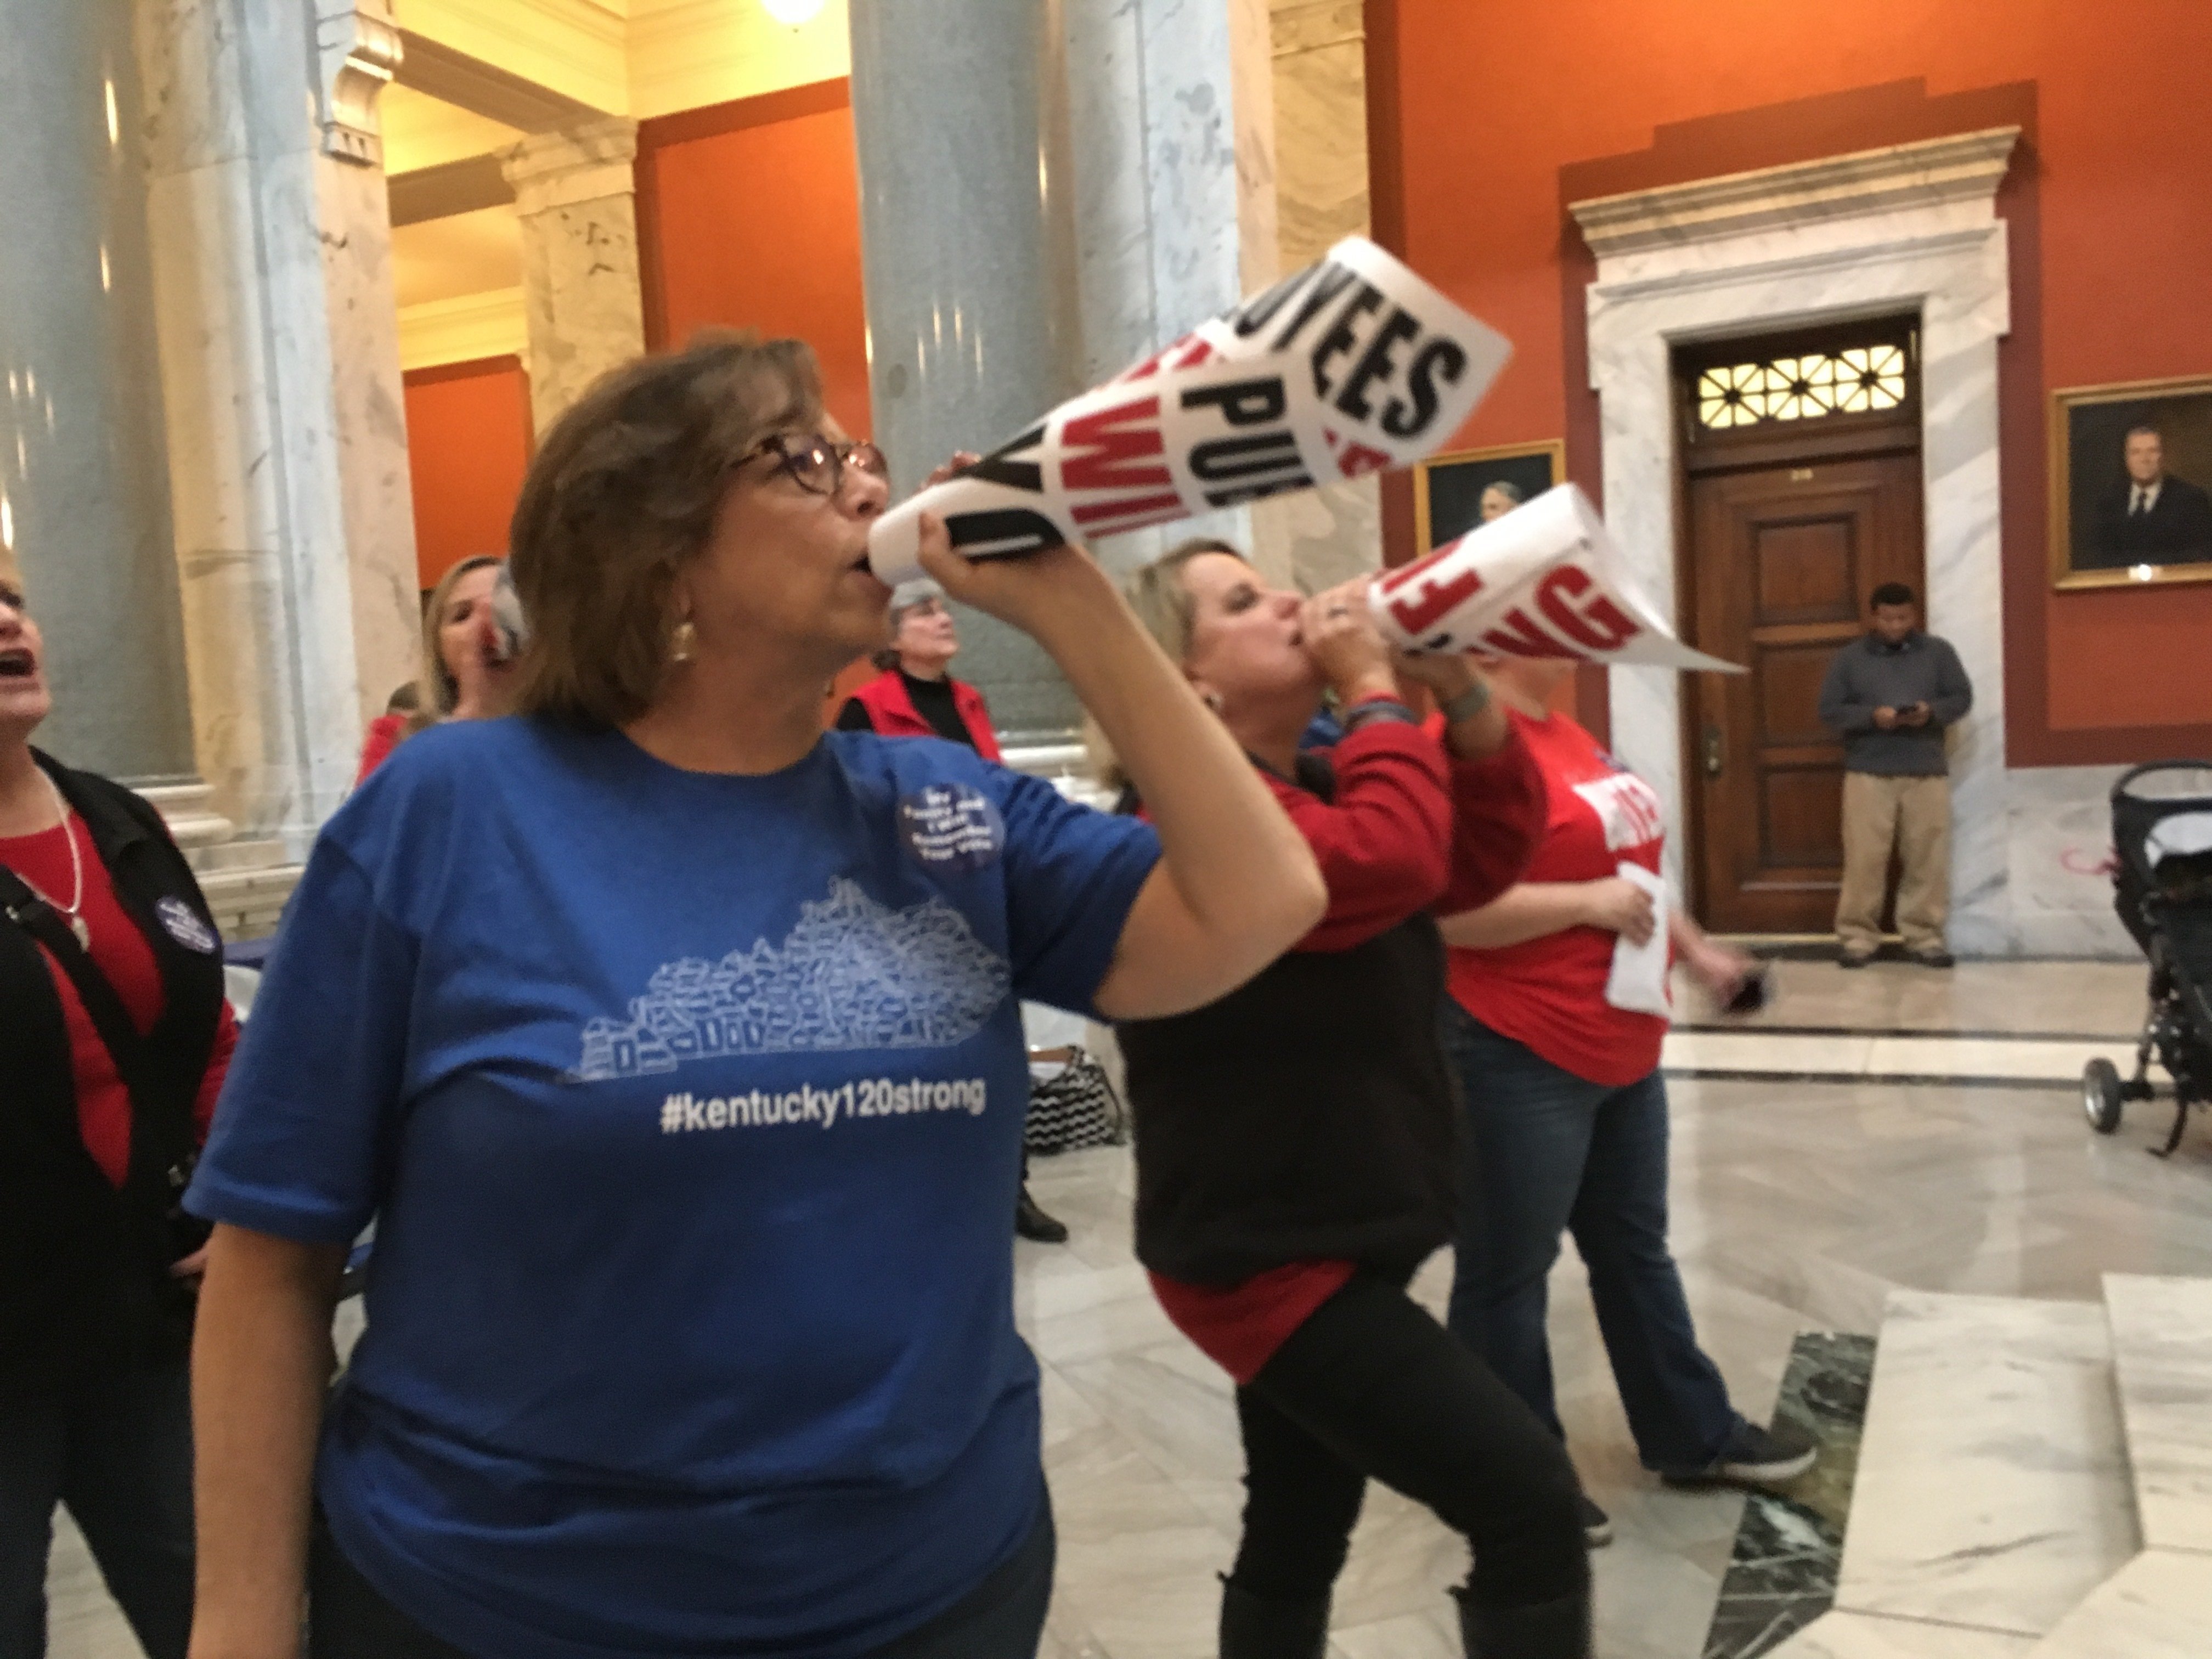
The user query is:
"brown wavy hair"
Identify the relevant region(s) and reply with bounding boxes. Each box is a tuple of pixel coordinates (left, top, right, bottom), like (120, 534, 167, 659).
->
(508, 330, 823, 727)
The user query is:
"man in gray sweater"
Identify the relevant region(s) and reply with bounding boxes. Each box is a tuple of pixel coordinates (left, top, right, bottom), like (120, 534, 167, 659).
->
(1816, 582, 1974, 968)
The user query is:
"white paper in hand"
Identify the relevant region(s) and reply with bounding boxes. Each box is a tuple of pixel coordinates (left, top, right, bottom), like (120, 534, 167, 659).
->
(1602, 862, 1673, 1018)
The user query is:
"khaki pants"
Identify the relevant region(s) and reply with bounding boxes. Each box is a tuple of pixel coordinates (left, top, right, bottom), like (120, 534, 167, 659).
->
(1835, 772, 1951, 955)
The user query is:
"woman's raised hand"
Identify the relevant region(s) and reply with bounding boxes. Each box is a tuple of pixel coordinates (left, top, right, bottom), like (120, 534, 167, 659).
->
(1299, 579, 1396, 704)
(919, 450, 982, 492)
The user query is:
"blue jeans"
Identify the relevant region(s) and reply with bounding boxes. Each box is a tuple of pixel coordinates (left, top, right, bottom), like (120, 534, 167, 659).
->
(1441, 1004, 1742, 1474)
(0, 1360, 196, 1659)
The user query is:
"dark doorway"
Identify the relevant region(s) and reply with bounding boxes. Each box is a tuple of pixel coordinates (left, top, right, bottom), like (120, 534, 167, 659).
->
(1676, 317, 1926, 934)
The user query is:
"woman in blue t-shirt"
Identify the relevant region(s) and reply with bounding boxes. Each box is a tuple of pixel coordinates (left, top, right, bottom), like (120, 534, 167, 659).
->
(182, 332, 1325, 1659)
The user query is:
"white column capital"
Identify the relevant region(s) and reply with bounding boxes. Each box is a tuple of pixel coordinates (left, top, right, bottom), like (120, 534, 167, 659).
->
(314, 0, 402, 168)
(501, 118, 642, 216)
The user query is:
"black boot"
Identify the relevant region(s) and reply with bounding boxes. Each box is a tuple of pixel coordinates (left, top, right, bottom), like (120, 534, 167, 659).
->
(1014, 1186, 1068, 1243)
(1453, 1587, 1592, 1658)
(1218, 1577, 1330, 1659)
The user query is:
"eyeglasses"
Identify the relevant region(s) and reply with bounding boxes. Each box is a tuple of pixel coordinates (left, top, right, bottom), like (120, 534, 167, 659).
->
(749, 433, 889, 497)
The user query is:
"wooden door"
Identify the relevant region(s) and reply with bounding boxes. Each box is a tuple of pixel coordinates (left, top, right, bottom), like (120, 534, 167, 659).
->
(1685, 451, 1924, 932)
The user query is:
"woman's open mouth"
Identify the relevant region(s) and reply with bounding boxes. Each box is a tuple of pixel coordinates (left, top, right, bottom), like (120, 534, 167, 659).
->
(0, 647, 36, 680)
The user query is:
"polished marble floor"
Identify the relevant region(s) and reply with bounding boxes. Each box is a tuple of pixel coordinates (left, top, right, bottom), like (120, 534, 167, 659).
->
(48, 962, 2212, 1659)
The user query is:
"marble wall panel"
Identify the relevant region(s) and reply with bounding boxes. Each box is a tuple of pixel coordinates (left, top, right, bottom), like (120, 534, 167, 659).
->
(504, 120, 647, 433)
(2007, 765, 2132, 958)
(318, 153, 424, 720)
(135, 0, 419, 845)
(1268, 0, 1365, 272)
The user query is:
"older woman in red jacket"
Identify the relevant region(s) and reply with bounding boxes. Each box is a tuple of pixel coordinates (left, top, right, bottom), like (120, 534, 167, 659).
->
(836, 578, 1004, 760)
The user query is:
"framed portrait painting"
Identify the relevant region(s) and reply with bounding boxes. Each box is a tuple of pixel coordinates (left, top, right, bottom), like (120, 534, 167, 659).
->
(1412, 440, 1565, 552)
(2050, 374, 2212, 589)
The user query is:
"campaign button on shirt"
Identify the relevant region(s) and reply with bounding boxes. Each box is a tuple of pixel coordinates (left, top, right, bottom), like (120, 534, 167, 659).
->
(155, 895, 219, 954)
(899, 782, 1006, 873)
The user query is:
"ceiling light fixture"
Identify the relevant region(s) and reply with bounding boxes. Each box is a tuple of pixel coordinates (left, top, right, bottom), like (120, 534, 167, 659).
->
(760, 0, 825, 26)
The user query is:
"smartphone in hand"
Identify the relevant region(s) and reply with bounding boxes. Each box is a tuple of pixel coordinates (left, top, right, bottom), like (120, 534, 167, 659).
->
(1722, 965, 1771, 1017)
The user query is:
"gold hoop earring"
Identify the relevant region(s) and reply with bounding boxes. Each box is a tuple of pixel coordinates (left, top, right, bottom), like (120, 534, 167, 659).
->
(669, 619, 697, 664)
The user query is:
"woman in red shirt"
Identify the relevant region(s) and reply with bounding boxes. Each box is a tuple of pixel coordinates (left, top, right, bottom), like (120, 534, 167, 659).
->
(353, 555, 514, 786)
(0, 552, 238, 1659)
(1112, 541, 1590, 1658)
(1438, 653, 1814, 1548)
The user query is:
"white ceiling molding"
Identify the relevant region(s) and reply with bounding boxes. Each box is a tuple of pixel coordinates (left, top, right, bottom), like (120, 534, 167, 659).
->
(398, 288, 530, 371)
(395, 0, 631, 115)
(628, 0, 850, 119)
(1568, 126, 2021, 259)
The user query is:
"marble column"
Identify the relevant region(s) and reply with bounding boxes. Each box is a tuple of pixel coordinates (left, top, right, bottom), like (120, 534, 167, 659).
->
(0, 0, 198, 784)
(852, 0, 1279, 736)
(1063, 0, 1280, 584)
(849, 0, 1086, 739)
(134, 0, 418, 852)
(503, 120, 647, 433)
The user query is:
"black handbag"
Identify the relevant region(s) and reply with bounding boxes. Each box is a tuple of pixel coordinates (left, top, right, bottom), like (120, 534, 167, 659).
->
(1023, 1046, 1128, 1156)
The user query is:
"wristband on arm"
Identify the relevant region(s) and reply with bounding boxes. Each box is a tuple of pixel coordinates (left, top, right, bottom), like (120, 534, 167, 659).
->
(1340, 696, 1418, 734)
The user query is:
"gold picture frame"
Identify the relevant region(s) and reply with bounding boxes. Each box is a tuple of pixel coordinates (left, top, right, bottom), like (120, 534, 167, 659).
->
(2049, 373, 2212, 590)
(1412, 439, 1566, 553)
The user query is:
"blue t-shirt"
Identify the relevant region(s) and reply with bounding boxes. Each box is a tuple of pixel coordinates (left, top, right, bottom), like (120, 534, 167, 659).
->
(187, 719, 1160, 1659)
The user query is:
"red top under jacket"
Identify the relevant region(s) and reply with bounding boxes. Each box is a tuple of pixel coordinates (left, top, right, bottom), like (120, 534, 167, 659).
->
(0, 814, 236, 1186)
(1148, 708, 1548, 1381)
(1444, 710, 1670, 1087)
(354, 712, 408, 787)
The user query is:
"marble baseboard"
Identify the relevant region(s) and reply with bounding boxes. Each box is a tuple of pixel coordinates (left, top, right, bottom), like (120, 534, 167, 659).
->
(1832, 1292, 2136, 1639)
(1703, 1333, 1877, 1659)
(1661, 1031, 2140, 1085)
(2101, 1274, 2212, 1555)
(1763, 1611, 2032, 1657)
(2023, 1549, 2212, 1657)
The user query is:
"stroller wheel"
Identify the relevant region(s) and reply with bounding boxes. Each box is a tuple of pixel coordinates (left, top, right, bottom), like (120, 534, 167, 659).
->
(2083, 1058, 2125, 1135)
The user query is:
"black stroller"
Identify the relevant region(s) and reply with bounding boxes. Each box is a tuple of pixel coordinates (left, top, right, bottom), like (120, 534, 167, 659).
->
(2084, 760, 2212, 1156)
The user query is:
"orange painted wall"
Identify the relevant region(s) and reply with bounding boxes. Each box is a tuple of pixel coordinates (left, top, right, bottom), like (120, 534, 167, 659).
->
(1370, 0, 2212, 761)
(403, 357, 533, 591)
(639, 80, 872, 438)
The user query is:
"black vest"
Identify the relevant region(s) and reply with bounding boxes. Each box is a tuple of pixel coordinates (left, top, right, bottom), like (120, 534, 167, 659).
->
(1118, 758, 1459, 1286)
(0, 752, 226, 1396)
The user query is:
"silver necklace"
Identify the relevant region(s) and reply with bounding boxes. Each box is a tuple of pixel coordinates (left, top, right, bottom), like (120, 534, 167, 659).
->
(8, 770, 89, 947)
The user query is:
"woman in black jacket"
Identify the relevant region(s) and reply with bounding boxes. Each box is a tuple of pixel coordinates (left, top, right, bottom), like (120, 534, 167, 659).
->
(1112, 542, 1590, 1658)
(0, 553, 236, 1659)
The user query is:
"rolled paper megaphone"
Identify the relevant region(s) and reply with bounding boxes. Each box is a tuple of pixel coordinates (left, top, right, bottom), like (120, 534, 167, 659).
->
(487, 562, 528, 664)
(869, 237, 1513, 585)
(1368, 484, 1743, 673)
